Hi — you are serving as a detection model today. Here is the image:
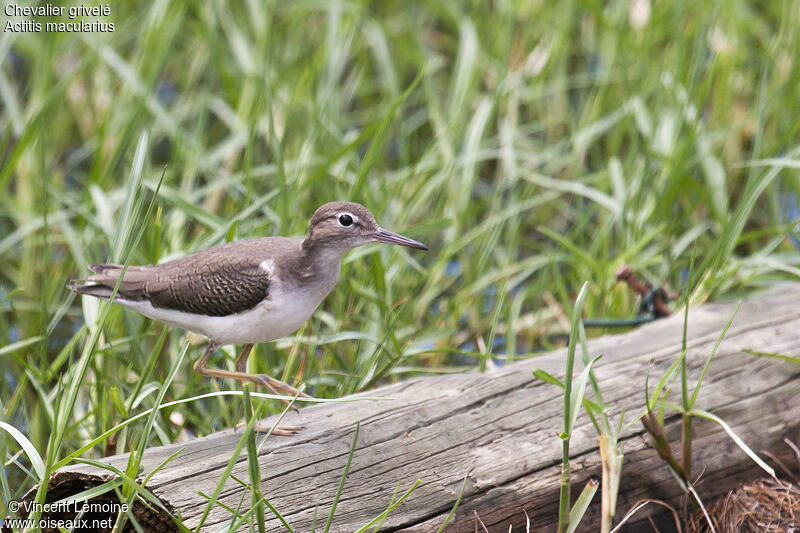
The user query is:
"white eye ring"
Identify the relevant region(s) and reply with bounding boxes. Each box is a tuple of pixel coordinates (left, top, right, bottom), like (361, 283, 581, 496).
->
(338, 213, 354, 227)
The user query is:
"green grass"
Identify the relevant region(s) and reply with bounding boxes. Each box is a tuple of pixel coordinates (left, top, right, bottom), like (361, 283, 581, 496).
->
(2, 0, 800, 529)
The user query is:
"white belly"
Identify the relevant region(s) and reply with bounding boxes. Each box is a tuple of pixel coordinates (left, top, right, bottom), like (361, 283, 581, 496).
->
(118, 288, 322, 346)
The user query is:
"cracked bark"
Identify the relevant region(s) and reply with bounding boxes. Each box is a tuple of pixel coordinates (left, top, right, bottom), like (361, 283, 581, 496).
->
(23, 283, 800, 532)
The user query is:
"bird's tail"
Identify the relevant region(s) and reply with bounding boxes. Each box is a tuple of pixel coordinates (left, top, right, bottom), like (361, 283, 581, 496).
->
(66, 281, 114, 299)
(66, 263, 126, 300)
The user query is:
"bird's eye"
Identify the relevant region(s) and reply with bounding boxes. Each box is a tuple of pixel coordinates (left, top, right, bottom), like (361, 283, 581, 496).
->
(338, 214, 354, 227)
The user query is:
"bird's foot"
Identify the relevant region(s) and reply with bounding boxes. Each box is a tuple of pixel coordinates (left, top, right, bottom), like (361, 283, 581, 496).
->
(247, 374, 313, 412)
(234, 420, 304, 436)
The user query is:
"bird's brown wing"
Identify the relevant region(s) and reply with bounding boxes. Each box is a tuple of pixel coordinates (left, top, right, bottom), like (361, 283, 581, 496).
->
(72, 241, 272, 316)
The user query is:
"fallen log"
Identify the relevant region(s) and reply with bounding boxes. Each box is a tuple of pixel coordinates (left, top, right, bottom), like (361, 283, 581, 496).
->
(25, 283, 800, 531)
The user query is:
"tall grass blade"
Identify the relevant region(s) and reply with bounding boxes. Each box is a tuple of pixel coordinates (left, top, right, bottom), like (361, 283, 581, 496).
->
(324, 421, 360, 533)
(688, 302, 740, 408)
(567, 478, 599, 533)
(690, 409, 776, 479)
(436, 472, 469, 533)
(0, 421, 45, 479)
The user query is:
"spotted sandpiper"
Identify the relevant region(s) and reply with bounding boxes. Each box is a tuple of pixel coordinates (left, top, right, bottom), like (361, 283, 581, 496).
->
(68, 201, 428, 425)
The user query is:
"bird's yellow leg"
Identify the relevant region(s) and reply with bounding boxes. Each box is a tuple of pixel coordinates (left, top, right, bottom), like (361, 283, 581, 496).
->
(193, 343, 312, 411)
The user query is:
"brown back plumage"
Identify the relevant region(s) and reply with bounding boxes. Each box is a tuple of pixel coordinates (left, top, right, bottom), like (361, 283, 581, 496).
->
(68, 239, 282, 316)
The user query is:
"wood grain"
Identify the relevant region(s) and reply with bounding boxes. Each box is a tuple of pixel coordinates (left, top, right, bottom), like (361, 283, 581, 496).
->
(28, 284, 800, 531)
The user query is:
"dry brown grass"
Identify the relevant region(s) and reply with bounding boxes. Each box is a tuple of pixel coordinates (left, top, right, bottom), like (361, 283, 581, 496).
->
(686, 478, 800, 533)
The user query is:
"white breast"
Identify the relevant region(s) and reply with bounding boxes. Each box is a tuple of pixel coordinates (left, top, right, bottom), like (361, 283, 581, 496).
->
(117, 284, 325, 346)
(111, 250, 343, 346)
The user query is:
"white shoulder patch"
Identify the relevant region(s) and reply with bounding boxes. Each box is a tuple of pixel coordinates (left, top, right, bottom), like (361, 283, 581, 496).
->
(259, 259, 275, 275)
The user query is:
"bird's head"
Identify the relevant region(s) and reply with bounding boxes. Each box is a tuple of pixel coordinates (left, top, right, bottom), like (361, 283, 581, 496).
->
(304, 201, 428, 253)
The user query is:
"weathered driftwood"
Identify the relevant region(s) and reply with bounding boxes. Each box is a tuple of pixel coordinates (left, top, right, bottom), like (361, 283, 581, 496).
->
(30, 284, 800, 531)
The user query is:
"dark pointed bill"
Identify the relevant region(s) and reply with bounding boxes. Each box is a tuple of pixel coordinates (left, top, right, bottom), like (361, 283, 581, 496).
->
(372, 227, 429, 250)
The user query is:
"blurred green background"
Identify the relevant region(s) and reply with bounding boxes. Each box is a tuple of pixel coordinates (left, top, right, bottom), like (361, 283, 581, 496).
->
(1, 0, 799, 503)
